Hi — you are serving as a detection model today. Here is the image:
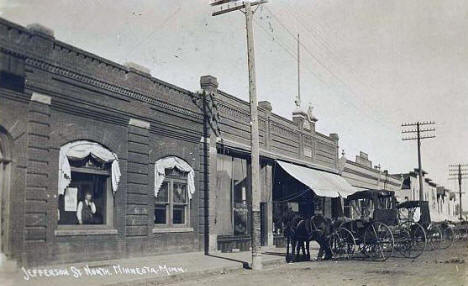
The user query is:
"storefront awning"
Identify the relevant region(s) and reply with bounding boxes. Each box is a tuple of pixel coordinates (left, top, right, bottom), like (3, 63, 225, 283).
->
(277, 160, 357, 198)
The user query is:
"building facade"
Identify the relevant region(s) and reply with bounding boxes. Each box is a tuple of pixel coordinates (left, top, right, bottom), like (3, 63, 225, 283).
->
(399, 170, 458, 221)
(0, 18, 348, 266)
(340, 151, 402, 192)
(0, 19, 211, 266)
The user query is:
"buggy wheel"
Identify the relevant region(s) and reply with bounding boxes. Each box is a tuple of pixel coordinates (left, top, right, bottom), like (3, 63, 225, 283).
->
(394, 226, 412, 258)
(427, 224, 442, 250)
(406, 222, 426, 258)
(329, 227, 356, 259)
(440, 224, 455, 249)
(363, 222, 394, 261)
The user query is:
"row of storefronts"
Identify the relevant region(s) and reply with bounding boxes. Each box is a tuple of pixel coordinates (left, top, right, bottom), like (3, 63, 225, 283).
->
(0, 18, 356, 266)
(399, 169, 459, 221)
(0, 18, 460, 268)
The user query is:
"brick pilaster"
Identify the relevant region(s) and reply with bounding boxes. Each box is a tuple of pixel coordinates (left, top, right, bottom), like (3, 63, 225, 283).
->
(23, 92, 51, 263)
(126, 119, 151, 238)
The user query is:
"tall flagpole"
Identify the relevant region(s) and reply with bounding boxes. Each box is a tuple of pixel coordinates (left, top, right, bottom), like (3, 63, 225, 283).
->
(296, 34, 301, 108)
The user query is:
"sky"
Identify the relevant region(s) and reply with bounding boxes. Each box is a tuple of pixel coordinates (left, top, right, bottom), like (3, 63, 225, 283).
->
(1, 0, 467, 207)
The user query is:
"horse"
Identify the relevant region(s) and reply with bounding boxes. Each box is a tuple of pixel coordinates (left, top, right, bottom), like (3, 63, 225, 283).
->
(283, 212, 334, 262)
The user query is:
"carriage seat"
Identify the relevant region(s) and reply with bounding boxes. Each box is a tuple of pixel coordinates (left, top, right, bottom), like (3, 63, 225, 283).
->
(332, 216, 352, 229)
(373, 209, 398, 226)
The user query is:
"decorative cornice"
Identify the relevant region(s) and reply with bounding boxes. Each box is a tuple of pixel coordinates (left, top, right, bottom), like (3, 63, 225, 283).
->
(25, 58, 203, 121)
(217, 101, 250, 123)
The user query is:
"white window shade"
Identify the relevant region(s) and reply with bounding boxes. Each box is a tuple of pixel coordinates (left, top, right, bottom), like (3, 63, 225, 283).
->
(154, 156, 195, 199)
(58, 140, 121, 195)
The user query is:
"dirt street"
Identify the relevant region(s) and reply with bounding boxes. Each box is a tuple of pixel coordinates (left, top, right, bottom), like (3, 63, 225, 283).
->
(170, 241, 468, 286)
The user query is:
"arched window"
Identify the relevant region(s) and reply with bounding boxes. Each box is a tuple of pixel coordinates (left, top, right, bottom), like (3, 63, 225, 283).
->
(154, 156, 195, 227)
(57, 141, 121, 226)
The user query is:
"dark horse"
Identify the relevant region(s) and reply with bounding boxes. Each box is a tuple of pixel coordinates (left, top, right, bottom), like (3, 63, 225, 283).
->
(283, 211, 334, 262)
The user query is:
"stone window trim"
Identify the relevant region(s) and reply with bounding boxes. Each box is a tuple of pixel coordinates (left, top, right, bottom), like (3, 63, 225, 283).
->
(55, 225, 118, 236)
(152, 227, 194, 234)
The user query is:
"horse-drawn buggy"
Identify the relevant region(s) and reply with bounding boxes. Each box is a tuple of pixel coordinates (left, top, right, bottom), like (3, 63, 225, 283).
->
(282, 188, 430, 262)
(331, 189, 427, 260)
(282, 186, 459, 263)
(397, 200, 455, 250)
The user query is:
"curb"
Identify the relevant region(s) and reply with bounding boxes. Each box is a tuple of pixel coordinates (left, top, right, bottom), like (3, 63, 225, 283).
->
(105, 257, 285, 286)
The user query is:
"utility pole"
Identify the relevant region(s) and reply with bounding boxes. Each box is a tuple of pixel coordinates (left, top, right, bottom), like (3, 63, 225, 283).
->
(449, 164, 467, 220)
(401, 121, 436, 201)
(211, 0, 267, 270)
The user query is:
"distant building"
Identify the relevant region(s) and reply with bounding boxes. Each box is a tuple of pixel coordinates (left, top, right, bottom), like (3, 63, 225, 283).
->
(339, 151, 402, 193)
(399, 169, 458, 221)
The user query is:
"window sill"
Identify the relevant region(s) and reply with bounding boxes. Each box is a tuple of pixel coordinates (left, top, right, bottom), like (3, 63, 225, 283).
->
(55, 226, 118, 236)
(152, 227, 193, 233)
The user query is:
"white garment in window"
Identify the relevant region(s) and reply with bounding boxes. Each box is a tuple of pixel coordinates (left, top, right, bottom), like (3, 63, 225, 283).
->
(58, 140, 121, 195)
(154, 156, 195, 199)
(76, 200, 96, 222)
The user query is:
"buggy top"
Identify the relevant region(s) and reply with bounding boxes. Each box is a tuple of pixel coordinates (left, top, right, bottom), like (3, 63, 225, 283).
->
(347, 189, 395, 201)
(396, 200, 431, 226)
(346, 189, 398, 225)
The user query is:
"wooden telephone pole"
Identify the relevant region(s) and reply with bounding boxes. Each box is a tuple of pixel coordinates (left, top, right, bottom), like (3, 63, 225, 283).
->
(449, 164, 467, 220)
(211, 0, 267, 270)
(401, 121, 435, 201)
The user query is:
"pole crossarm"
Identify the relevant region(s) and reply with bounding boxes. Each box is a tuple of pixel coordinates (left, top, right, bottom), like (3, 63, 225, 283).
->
(401, 128, 436, 134)
(401, 121, 435, 127)
(402, 135, 436, 141)
(212, 0, 267, 16)
(211, 0, 237, 6)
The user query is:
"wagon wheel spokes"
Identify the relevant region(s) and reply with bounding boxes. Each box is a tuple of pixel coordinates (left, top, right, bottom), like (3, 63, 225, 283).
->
(410, 223, 427, 258)
(395, 227, 412, 257)
(331, 227, 356, 259)
(364, 223, 394, 261)
(439, 225, 455, 249)
(428, 224, 442, 250)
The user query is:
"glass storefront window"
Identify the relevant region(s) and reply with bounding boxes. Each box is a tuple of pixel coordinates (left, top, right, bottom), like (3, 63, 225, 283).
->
(58, 156, 112, 226)
(216, 153, 250, 236)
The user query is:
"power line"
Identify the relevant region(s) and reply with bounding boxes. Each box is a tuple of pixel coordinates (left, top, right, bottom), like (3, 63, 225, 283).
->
(252, 19, 327, 85)
(259, 6, 398, 132)
(281, 2, 373, 92)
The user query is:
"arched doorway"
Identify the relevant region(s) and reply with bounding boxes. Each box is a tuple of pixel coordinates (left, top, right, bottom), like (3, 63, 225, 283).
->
(0, 128, 11, 263)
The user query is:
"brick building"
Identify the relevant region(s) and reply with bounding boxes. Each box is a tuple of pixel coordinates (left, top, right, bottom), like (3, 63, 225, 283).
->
(0, 18, 354, 266)
(0, 18, 210, 266)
